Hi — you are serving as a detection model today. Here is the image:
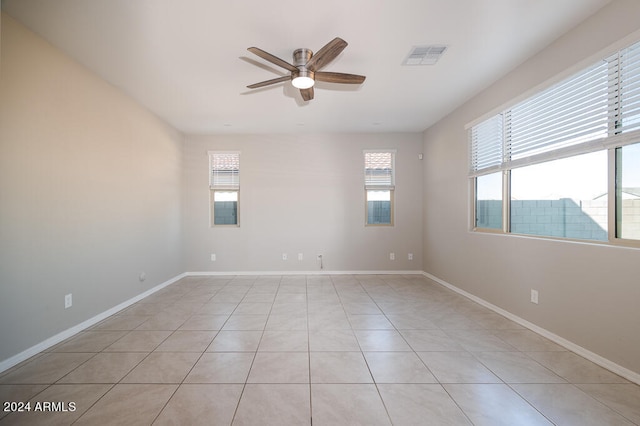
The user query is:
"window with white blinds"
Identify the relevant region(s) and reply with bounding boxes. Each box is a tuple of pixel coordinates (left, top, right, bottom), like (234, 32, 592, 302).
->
(209, 152, 240, 189)
(364, 151, 395, 188)
(470, 39, 640, 176)
(209, 151, 240, 226)
(469, 37, 640, 244)
(364, 150, 396, 226)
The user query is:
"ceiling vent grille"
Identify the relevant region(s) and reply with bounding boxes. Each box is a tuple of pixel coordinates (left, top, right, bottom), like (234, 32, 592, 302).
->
(402, 45, 447, 66)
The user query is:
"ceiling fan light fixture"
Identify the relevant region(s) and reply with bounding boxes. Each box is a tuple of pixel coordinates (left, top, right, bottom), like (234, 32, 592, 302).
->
(292, 75, 315, 89)
(292, 66, 315, 89)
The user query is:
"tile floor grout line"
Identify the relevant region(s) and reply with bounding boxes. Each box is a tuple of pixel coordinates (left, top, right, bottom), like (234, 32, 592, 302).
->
(438, 381, 482, 426)
(68, 383, 116, 425)
(228, 274, 280, 426)
(578, 385, 640, 426)
(505, 381, 563, 426)
(306, 274, 314, 425)
(334, 274, 395, 425)
(148, 383, 181, 425)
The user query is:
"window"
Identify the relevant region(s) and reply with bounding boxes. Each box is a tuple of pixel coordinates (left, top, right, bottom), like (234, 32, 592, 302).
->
(475, 172, 503, 230)
(209, 151, 240, 226)
(511, 151, 608, 241)
(469, 38, 640, 244)
(364, 150, 395, 225)
(616, 143, 640, 240)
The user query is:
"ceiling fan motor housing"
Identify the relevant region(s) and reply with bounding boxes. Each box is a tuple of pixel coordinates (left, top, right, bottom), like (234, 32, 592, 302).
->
(293, 48, 313, 66)
(293, 48, 315, 81)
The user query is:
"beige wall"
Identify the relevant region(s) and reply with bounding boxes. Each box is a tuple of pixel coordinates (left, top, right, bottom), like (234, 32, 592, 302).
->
(184, 133, 423, 272)
(0, 14, 184, 362)
(422, 0, 640, 376)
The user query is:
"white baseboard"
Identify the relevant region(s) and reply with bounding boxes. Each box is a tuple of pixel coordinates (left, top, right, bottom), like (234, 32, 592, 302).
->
(421, 271, 640, 386)
(187, 270, 424, 276)
(0, 270, 418, 374)
(0, 273, 186, 374)
(6, 269, 637, 387)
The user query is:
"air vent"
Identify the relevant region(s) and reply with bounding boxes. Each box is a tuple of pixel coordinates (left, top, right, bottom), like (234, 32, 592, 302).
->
(402, 45, 447, 66)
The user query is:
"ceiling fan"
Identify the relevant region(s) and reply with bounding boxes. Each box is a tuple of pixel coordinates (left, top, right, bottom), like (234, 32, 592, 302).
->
(246, 37, 366, 101)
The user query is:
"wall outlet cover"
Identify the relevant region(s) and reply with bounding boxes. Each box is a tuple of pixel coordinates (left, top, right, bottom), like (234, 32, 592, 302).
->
(531, 289, 539, 304)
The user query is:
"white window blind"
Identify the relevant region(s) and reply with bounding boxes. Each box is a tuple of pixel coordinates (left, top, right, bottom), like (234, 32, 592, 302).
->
(209, 152, 240, 189)
(470, 38, 640, 176)
(506, 61, 609, 161)
(613, 42, 640, 135)
(364, 151, 395, 189)
(470, 113, 503, 175)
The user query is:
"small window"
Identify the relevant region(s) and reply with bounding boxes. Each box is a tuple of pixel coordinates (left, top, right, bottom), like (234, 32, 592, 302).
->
(475, 172, 503, 230)
(616, 142, 640, 240)
(209, 151, 240, 226)
(364, 150, 395, 226)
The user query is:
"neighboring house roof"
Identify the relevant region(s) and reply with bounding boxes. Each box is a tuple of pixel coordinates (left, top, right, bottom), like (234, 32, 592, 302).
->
(594, 188, 640, 200)
(622, 187, 640, 198)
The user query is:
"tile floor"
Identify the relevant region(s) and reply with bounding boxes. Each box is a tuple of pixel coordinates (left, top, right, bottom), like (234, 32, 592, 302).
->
(1, 274, 639, 425)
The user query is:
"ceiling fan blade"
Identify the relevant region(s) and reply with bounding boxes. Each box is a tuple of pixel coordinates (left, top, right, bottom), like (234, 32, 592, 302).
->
(247, 76, 291, 89)
(305, 37, 348, 72)
(315, 72, 366, 84)
(300, 87, 314, 101)
(247, 47, 297, 72)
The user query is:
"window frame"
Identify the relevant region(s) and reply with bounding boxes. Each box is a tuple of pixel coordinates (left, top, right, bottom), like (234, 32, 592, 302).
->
(468, 38, 640, 247)
(364, 150, 396, 227)
(472, 170, 509, 233)
(208, 151, 240, 227)
(613, 142, 640, 244)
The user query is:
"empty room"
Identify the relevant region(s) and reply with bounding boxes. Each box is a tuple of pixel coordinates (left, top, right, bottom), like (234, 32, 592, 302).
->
(1, 0, 640, 424)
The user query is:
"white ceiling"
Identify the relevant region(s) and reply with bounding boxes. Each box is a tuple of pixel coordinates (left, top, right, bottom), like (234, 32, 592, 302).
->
(2, 0, 611, 135)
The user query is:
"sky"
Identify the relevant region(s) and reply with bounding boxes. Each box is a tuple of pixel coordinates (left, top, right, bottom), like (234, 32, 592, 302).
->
(477, 146, 640, 202)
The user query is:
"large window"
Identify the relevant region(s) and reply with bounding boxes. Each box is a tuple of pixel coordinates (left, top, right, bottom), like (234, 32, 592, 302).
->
(209, 151, 240, 226)
(364, 150, 395, 226)
(470, 39, 640, 244)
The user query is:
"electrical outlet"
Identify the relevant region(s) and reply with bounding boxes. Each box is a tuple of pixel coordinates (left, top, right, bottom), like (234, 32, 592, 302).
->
(531, 289, 539, 304)
(408, 253, 413, 260)
(282, 253, 288, 261)
(211, 253, 216, 261)
(64, 294, 72, 309)
(390, 252, 395, 260)
(298, 253, 303, 261)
